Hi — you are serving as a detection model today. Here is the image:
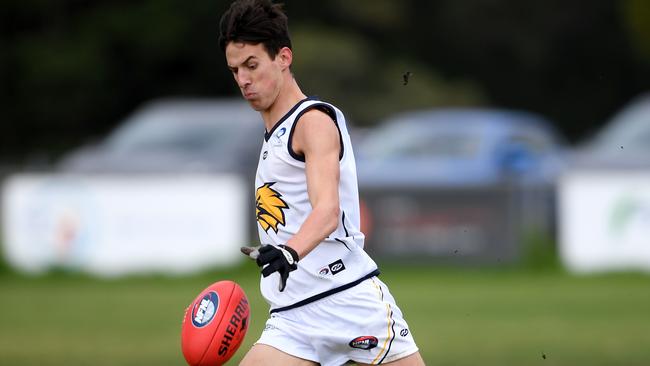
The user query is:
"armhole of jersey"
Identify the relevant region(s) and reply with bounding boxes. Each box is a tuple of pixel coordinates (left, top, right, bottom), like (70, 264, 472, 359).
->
(287, 103, 344, 162)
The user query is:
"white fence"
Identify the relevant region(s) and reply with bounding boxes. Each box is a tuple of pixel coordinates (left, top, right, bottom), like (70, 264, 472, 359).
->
(2, 174, 249, 277)
(559, 170, 650, 272)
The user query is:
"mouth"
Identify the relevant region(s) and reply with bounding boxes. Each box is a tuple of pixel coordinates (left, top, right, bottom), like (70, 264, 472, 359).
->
(243, 91, 256, 100)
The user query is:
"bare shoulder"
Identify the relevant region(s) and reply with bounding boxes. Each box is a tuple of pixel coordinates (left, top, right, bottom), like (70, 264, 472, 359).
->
(297, 108, 337, 134)
(293, 108, 340, 156)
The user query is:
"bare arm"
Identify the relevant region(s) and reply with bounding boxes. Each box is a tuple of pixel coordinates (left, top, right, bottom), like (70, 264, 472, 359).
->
(286, 109, 341, 259)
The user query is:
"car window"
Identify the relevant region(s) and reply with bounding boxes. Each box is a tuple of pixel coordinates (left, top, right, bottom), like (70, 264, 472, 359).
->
(360, 122, 481, 159)
(105, 113, 236, 154)
(404, 133, 480, 158)
(505, 132, 551, 154)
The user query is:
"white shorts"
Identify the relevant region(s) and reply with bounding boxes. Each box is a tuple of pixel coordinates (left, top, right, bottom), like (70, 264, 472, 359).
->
(256, 277, 419, 365)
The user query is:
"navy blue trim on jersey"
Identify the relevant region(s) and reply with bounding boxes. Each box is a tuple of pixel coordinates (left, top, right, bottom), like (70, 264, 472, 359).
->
(269, 269, 381, 314)
(334, 238, 351, 251)
(342, 211, 350, 237)
(264, 96, 315, 142)
(287, 103, 345, 162)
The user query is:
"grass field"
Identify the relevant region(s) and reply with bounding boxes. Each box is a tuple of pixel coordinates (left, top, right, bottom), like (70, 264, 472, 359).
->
(1, 262, 649, 365)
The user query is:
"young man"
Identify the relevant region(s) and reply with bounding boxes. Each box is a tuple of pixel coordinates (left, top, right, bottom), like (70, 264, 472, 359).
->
(218, 1, 425, 365)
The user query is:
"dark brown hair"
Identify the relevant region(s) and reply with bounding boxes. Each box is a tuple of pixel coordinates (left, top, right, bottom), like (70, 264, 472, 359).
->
(218, 0, 291, 59)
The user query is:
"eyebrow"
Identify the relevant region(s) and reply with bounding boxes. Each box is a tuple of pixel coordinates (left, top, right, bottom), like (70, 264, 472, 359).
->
(228, 56, 257, 70)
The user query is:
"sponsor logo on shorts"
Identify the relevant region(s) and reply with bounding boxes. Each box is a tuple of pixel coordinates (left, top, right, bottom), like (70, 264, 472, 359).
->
(263, 323, 280, 332)
(400, 328, 409, 337)
(263, 151, 268, 160)
(328, 259, 346, 275)
(349, 336, 378, 350)
(191, 291, 219, 328)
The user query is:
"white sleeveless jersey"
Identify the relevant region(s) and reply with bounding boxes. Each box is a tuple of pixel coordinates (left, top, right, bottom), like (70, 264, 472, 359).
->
(254, 97, 379, 312)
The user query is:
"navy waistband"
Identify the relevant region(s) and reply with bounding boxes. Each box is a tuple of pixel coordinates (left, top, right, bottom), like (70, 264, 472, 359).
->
(269, 269, 381, 314)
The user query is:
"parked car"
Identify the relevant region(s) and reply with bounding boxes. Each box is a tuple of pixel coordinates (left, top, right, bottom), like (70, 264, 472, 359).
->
(570, 92, 650, 168)
(354, 108, 567, 263)
(356, 108, 566, 188)
(58, 98, 262, 177)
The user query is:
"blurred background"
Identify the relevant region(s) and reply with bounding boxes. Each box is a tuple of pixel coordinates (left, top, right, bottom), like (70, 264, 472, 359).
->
(1, 0, 650, 365)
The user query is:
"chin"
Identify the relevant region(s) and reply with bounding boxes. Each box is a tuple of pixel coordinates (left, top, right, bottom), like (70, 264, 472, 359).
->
(247, 99, 268, 112)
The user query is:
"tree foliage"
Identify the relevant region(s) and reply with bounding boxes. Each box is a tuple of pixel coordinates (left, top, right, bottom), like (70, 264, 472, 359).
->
(1, 0, 648, 163)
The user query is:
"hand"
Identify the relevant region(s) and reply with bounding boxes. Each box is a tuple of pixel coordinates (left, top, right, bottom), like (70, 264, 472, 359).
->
(241, 244, 299, 292)
(240, 245, 260, 260)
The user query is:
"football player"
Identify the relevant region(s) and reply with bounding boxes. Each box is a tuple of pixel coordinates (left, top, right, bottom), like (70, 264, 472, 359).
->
(219, 1, 425, 364)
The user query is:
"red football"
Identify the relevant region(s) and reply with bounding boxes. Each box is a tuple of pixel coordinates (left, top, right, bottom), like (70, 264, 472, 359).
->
(181, 280, 250, 366)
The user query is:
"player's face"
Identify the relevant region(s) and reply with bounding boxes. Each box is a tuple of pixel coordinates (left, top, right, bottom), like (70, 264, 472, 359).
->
(225, 42, 284, 112)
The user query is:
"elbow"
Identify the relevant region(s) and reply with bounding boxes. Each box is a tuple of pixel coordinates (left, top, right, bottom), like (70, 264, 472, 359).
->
(324, 205, 340, 235)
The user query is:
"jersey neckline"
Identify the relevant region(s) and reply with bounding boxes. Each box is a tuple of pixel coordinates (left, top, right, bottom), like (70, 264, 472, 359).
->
(264, 96, 316, 142)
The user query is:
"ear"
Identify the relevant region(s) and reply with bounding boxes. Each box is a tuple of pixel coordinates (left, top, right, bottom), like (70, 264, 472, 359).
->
(277, 47, 293, 71)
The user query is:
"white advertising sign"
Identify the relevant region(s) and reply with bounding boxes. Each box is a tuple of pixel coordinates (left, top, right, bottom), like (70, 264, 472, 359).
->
(2, 174, 249, 276)
(559, 171, 650, 272)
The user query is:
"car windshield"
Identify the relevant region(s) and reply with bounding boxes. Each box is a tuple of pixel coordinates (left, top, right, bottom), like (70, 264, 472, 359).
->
(104, 111, 240, 154)
(359, 120, 482, 159)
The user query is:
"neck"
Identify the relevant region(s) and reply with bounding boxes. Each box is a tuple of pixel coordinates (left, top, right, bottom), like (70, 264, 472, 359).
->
(262, 77, 307, 132)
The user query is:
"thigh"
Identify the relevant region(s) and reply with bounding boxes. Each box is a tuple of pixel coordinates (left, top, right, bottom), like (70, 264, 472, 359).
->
(301, 277, 419, 365)
(239, 344, 319, 366)
(343, 278, 419, 365)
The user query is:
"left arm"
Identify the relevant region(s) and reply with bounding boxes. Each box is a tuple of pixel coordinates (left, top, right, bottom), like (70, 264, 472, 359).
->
(286, 108, 341, 259)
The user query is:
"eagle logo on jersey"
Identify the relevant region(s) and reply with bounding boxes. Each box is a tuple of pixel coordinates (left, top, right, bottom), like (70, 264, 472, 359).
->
(256, 182, 289, 233)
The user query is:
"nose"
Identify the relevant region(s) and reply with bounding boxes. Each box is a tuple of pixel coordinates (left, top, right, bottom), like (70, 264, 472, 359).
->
(235, 70, 251, 89)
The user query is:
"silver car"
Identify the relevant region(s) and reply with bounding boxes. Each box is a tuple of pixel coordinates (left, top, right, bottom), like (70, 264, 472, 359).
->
(572, 92, 650, 168)
(58, 98, 262, 176)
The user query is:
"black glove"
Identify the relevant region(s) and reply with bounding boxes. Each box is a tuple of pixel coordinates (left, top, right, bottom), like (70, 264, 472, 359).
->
(240, 245, 299, 292)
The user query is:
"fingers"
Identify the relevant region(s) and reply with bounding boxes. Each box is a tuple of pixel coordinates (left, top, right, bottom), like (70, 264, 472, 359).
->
(256, 246, 277, 267)
(278, 270, 289, 292)
(261, 261, 278, 277)
(240, 246, 260, 260)
(249, 244, 298, 292)
(260, 262, 288, 291)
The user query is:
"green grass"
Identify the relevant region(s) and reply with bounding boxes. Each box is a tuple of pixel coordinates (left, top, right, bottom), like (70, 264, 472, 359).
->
(0, 264, 649, 365)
